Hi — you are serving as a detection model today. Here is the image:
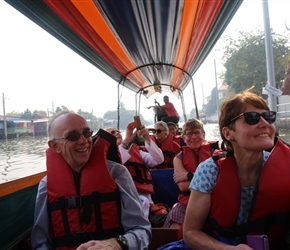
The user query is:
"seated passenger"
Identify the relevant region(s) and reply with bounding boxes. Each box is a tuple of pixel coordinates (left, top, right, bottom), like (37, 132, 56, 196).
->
(158, 89, 290, 250)
(149, 121, 181, 169)
(106, 122, 164, 218)
(167, 122, 186, 146)
(163, 118, 219, 229)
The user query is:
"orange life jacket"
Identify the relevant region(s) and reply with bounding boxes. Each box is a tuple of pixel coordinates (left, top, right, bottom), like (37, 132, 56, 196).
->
(208, 139, 290, 249)
(178, 141, 219, 205)
(124, 143, 154, 195)
(150, 133, 181, 169)
(47, 130, 123, 250)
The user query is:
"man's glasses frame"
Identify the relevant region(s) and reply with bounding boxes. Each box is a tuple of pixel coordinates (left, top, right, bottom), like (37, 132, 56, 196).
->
(224, 111, 276, 126)
(54, 128, 93, 141)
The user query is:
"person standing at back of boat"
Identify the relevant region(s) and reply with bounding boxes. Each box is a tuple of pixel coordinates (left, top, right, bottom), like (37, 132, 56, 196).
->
(163, 118, 219, 230)
(155, 95, 180, 124)
(105, 121, 164, 219)
(31, 111, 151, 250)
(149, 121, 181, 169)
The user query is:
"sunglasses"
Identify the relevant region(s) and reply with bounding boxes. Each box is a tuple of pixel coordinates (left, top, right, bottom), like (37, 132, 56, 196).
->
(54, 128, 93, 141)
(225, 111, 276, 126)
(153, 129, 165, 134)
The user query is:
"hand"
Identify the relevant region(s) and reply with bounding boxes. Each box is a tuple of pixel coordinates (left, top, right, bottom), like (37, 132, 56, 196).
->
(76, 239, 122, 250)
(123, 122, 137, 144)
(173, 171, 188, 183)
(138, 126, 150, 143)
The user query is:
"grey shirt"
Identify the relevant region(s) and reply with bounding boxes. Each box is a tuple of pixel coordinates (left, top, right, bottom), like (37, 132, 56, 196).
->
(31, 160, 152, 250)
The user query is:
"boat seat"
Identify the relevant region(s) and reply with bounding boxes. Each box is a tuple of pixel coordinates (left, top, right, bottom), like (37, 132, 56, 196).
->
(150, 169, 180, 208)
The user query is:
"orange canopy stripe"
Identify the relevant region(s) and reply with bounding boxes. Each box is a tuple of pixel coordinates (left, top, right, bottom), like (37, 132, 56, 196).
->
(171, 0, 203, 89)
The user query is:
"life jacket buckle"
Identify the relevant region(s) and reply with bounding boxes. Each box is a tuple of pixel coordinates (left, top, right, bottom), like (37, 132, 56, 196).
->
(67, 196, 82, 208)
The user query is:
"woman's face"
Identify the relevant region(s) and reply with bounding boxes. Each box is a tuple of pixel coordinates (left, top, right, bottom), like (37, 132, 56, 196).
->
(183, 128, 205, 151)
(225, 104, 276, 153)
(168, 125, 177, 135)
(153, 124, 167, 142)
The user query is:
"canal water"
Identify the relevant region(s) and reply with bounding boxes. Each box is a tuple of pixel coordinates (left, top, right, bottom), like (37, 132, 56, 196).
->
(0, 124, 289, 184)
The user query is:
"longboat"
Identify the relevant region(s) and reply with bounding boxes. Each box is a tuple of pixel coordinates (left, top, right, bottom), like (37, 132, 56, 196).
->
(1, 0, 243, 249)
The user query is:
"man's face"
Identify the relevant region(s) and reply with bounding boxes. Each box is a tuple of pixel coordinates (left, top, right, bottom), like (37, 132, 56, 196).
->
(163, 96, 169, 103)
(48, 113, 93, 172)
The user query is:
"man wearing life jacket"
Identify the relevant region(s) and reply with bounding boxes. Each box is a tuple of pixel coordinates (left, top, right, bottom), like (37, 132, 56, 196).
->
(31, 111, 151, 250)
(106, 122, 164, 219)
(150, 121, 181, 169)
(163, 119, 219, 229)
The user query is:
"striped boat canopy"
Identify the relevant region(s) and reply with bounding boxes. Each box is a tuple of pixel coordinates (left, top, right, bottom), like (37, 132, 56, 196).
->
(5, 0, 242, 98)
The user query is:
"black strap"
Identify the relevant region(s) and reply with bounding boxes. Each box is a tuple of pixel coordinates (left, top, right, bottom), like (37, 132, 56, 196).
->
(125, 161, 153, 184)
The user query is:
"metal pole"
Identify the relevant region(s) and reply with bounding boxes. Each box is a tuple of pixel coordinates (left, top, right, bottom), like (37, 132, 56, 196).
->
(2, 92, 7, 139)
(262, 0, 277, 112)
(214, 59, 219, 119)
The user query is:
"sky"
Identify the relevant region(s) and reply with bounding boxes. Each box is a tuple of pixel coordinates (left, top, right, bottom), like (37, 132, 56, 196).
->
(0, 0, 290, 121)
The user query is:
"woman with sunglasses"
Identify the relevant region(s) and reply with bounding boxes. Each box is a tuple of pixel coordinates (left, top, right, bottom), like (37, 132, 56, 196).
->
(149, 121, 181, 169)
(174, 89, 290, 250)
(106, 122, 164, 218)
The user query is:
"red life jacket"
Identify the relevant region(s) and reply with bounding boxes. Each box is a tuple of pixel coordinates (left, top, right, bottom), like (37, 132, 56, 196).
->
(173, 135, 186, 146)
(47, 131, 123, 250)
(150, 133, 181, 169)
(209, 139, 290, 248)
(124, 143, 154, 195)
(178, 141, 219, 205)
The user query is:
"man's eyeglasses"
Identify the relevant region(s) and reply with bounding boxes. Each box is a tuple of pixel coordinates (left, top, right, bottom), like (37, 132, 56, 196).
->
(54, 128, 93, 141)
(184, 131, 203, 137)
(224, 111, 276, 126)
(152, 129, 165, 134)
(110, 130, 121, 135)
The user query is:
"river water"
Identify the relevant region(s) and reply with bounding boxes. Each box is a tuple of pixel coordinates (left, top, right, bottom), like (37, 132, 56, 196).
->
(0, 124, 289, 184)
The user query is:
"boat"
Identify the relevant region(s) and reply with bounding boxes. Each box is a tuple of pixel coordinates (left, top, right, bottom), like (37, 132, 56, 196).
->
(1, 0, 243, 249)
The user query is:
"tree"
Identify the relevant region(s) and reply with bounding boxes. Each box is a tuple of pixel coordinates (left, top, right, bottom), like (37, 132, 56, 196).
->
(21, 109, 32, 119)
(222, 30, 290, 95)
(55, 105, 69, 113)
(77, 109, 100, 132)
(103, 102, 147, 130)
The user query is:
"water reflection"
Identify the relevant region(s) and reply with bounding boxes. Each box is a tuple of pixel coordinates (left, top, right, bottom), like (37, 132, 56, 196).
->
(0, 136, 48, 183)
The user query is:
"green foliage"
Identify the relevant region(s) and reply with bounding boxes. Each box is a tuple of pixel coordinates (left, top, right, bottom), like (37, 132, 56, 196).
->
(222, 30, 290, 95)
(77, 109, 100, 132)
(21, 109, 32, 119)
(55, 105, 69, 113)
(103, 102, 146, 130)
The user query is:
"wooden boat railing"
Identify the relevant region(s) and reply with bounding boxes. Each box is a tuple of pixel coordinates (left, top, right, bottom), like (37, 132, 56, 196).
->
(0, 171, 46, 250)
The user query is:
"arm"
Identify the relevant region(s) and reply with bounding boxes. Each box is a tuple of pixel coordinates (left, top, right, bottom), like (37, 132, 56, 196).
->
(183, 191, 253, 250)
(173, 156, 191, 192)
(107, 160, 152, 249)
(140, 139, 164, 167)
(31, 177, 52, 250)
